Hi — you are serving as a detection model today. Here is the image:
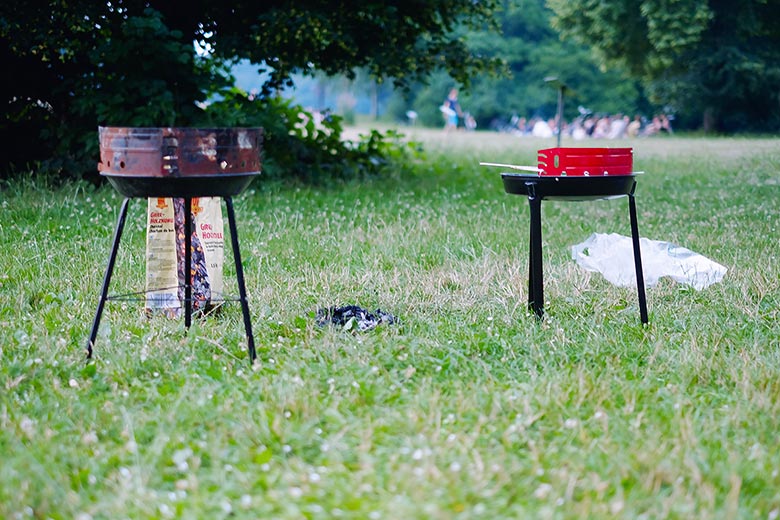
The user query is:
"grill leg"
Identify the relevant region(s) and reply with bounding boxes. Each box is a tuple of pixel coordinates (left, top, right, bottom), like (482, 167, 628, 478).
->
(86, 197, 130, 359)
(184, 197, 193, 329)
(528, 211, 535, 310)
(225, 196, 257, 363)
(527, 188, 544, 320)
(628, 191, 649, 324)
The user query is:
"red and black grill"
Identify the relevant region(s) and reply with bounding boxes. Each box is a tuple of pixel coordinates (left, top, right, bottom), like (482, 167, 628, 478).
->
(537, 147, 633, 176)
(494, 147, 648, 322)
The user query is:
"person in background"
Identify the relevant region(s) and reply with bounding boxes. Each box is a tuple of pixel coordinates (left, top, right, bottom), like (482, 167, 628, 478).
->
(464, 112, 477, 131)
(441, 88, 462, 131)
(658, 114, 673, 134)
(627, 115, 642, 137)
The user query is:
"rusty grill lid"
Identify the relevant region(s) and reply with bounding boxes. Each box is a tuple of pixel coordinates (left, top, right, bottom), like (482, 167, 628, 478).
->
(98, 127, 263, 177)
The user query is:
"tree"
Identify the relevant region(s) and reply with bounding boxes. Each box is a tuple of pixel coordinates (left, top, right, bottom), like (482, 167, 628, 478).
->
(387, 0, 649, 130)
(547, 0, 780, 132)
(0, 0, 501, 178)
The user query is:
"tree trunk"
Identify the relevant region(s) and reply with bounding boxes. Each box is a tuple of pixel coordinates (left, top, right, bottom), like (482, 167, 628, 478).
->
(702, 107, 716, 133)
(371, 82, 379, 121)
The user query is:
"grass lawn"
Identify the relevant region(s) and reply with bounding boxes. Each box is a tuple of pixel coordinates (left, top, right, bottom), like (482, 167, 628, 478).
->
(2, 129, 779, 518)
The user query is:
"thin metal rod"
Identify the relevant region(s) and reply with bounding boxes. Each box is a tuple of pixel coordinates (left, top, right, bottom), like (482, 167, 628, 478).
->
(184, 197, 192, 329)
(556, 87, 564, 147)
(528, 207, 535, 310)
(225, 196, 257, 362)
(628, 190, 649, 324)
(86, 197, 131, 359)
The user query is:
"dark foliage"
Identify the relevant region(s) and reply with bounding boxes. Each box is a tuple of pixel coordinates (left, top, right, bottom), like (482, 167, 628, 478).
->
(0, 1, 497, 180)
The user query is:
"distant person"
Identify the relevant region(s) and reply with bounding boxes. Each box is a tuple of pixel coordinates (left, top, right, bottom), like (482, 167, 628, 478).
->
(441, 88, 462, 131)
(531, 118, 553, 138)
(464, 112, 477, 131)
(627, 115, 642, 137)
(593, 116, 613, 139)
(659, 114, 673, 134)
(608, 114, 629, 139)
(516, 117, 528, 135)
(644, 116, 661, 136)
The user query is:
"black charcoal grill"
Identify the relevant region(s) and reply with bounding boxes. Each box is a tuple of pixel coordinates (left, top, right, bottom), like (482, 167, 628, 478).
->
(87, 127, 263, 362)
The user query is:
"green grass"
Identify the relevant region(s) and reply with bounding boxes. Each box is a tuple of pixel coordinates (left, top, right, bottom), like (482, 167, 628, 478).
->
(2, 130, 780, 519)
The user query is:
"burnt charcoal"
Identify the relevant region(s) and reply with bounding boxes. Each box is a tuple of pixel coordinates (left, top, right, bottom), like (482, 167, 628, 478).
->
(316, 305, 397, 331)
(189, 238, 211, 311)
(174, 198, 212, 312)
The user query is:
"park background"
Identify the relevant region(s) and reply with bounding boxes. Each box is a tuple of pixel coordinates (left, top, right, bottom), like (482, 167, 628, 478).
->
(2, 1, 780, 518)
(2, 0, 778, 181)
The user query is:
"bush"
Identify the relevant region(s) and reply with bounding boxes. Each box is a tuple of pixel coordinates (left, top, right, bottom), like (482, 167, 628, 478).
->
(202, 90, 418, 184)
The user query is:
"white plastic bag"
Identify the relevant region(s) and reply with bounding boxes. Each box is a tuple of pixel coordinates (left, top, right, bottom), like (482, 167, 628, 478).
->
(571, 233, 727, 290)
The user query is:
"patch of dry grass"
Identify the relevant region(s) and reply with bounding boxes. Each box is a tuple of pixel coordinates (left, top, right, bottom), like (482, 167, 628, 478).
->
(2, 130, 779, 518)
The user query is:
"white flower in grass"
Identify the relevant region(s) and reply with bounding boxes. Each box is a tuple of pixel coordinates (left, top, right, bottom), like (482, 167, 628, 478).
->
(564, 418, 579, 429)
(75, 513, 93, 520)
(449, 462, 461, 472)
(69, 378, 79, 388)
(221, 501, 232, 514)
(19, 417, 35, 437)
(240, 495, 252, 507)
(610, 500, 624, 514)
(289, 487, 303, 499)
(533, 483, 553, 499)
(768, 509, 779, 520)
(81, 431, 98, 445)
(172, 447, 193, 471)
(158, 503, 173, 519)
